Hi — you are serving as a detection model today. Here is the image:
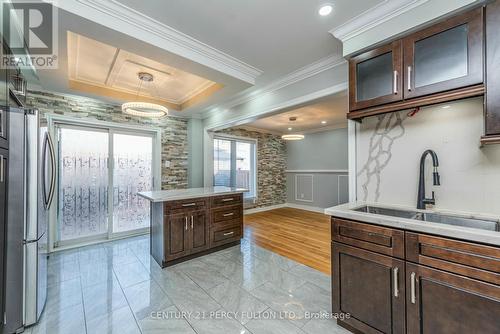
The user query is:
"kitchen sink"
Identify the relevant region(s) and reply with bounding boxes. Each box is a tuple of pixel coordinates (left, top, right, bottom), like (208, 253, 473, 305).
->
(354, 206, 500, 232)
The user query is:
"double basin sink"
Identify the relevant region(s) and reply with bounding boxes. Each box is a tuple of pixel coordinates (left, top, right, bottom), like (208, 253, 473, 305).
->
(354, 206, 500, 232)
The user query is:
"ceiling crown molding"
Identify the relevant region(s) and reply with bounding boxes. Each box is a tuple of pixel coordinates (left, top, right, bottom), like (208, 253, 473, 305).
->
(329, 0, 430, 43)
(52, 0, 263, 84)
(203, 54, 346, 118)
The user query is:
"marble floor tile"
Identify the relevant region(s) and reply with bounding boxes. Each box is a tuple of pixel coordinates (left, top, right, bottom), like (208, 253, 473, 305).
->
(30, 303, 86, 334)
(113, 260, 150, 288)
(245, 318, 306, 334)
(139, 305, 196, 334)
(82, 277, 128, 321)
(154, 270, 221, 314)
(191, 316, 253, 334)
(86, 305, 141, 334)
(288, 263, 331, 291)
(254, 264, 306, 293)
(197, 252, 236, 271)
(47, 259, 80, 286)
(220, 261, 269, 292)
(123, 279, 173, 320)
(207, 281, 268, 325)
(79, 261, 115, 288)
(302, 318, 352, 334)
(172, 259, 230, 290)
(45, 278, 83, 311)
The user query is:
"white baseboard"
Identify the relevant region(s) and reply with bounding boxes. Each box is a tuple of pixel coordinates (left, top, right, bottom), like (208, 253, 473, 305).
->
(284, 203, 326, 214)
(244, 202, 326, 215)
(244, 203, 287, 214)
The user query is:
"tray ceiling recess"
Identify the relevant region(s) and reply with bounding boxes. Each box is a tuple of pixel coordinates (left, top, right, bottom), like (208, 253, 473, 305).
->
(67, 32, 223, 111)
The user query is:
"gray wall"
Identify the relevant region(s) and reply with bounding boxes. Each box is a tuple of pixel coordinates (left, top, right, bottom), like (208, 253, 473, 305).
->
(286, 128, 349, 209)
(188, 118, 204, 187)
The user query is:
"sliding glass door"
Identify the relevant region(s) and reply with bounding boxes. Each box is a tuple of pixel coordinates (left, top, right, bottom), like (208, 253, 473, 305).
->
(112, 133, 153, 233)
(55, 124, 155, 247)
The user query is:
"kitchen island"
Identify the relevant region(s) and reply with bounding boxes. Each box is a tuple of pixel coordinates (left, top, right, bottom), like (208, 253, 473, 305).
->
(139, 187, 246, 267)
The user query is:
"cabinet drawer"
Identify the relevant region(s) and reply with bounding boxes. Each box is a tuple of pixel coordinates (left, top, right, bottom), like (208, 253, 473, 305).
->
(212, 205, 242, 224)
(211, 225, 242, 247)
(332, 218, 405, 258)
(164, 198, 207, 214)
(406, 232, 500, 284)
(211, 194, 242, 208)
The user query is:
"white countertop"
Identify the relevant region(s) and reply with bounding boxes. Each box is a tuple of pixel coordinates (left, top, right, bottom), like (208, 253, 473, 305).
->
(138, 186, 247, 202)
(325, 202, 500, 246)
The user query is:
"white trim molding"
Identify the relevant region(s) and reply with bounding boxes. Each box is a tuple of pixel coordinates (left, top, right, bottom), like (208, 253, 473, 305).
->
(51, 0, 263, 84)
(285, 203, 326, 214)
(207, 82, 348, 131)
(243, 203, 326, 215)
(203, 54, 346, 118)
(295, 174, 314, 203)
(330, 0, 430, 45)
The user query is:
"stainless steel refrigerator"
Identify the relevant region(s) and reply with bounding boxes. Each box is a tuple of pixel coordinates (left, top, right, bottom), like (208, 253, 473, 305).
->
(4, 107, 55, 333)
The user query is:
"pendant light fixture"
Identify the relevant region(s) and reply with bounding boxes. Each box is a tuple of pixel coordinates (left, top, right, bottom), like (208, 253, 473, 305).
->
(122, 72, 168, 118)
(281, 116, 304, 141)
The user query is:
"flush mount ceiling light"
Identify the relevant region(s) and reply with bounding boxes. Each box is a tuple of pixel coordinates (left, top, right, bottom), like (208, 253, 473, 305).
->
(318, 4, 333, 16)
(282, 116, 305, 141)
(122, 72, 168, 118)
(282, 134, 305, 140)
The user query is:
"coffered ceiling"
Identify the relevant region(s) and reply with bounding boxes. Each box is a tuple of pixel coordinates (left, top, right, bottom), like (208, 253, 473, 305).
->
(67, 32, 221, 110)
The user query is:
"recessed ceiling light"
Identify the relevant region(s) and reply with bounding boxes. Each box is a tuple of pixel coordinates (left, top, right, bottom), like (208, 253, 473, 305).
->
(321, 120, 327, 124)
(288, 127, 293, 131)
(318, 4, 333, 16)
(442, 105, 451, 109)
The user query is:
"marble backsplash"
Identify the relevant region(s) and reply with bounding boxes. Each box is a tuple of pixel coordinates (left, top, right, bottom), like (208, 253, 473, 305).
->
(356, 97, 500, 215)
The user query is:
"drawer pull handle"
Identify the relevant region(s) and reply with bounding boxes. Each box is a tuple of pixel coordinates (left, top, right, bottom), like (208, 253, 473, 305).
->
(191, 215, 194, 229)
(223, 232, 234, 236)
(0, 155, 4, 183)
(221, 198, 234, 202)
(410, 272, 417, 304)
(185, 216, 188, 231)
(182, 203, 197, 207)
(393, 267, 399, 298)
(223, 213, 234, 217)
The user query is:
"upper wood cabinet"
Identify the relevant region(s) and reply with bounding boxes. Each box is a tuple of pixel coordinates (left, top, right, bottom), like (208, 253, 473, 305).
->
(348, 7, 484, 115)
(403, 8, 483, 99)
(349, 41, 403, 111)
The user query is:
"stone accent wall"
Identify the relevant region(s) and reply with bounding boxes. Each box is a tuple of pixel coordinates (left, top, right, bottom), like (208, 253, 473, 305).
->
(26, 90, 188, 190)
(215, 128, 287, 208)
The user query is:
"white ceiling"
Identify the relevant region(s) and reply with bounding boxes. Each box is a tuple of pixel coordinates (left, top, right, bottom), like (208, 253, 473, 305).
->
(114, 0, 383, 83)
(34, 0, 385, 116)
(243, 92, 348, 134)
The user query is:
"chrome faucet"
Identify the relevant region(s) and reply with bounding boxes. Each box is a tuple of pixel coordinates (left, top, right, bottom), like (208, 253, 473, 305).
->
(417, 150, 440, 210)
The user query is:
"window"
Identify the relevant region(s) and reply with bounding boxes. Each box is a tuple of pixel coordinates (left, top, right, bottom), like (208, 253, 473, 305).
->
(214, 136, 256, 199)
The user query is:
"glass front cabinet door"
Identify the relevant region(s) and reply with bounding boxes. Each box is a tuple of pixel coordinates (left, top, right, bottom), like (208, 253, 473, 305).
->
(403, 8, 484, 99)
(349, 41, 403, 111)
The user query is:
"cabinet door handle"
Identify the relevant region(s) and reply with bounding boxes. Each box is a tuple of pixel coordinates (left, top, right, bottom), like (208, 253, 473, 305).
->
(223, 232, 234, 236)
(0, 155, 4, 183)
(410, 272, 417, 304)
(185, 216, 188, 231)
(393, 70, 398, 94)
(223, 212, 234, 217)
(407, 66, 412, 91)
(191, 215, 193, 229)
(221, 198, 234, 202)
(393, 267, 399, 298)
(182, 203, 196, 207)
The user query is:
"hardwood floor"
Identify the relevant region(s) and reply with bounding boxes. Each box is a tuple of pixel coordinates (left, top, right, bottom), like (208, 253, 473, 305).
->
(244, 207, 331, 275)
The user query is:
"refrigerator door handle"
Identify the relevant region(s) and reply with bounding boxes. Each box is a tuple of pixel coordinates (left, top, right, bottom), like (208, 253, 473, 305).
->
(46, 132, 56, 209)
(41, 132, 56, 210)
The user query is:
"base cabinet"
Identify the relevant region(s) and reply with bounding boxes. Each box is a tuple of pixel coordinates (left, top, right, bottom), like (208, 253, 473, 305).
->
(333, 242, 405, 334)
(332, 217, 500, 334)
(406, 263, 500, 334)
(154, 193, 243, 267)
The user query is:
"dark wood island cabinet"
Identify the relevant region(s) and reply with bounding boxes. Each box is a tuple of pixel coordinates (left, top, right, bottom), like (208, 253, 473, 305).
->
(139, 188, 245, 267)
